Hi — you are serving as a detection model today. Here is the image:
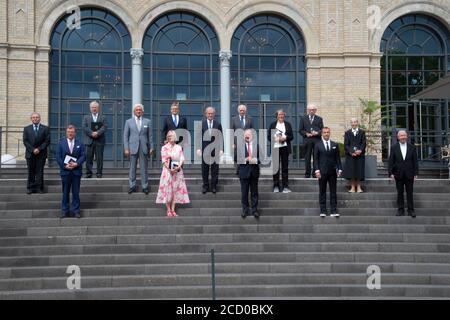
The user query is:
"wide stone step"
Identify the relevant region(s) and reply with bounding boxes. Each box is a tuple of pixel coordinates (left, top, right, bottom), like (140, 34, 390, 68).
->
(0, 216, 448, 228)
(1, 242, 450, 257)
(2, 284, 450, 299)
(3, 262, 450, 279)
(2, 272, 450, 291)
(1, 252, 450, 267)
(2, 224, 450, 238)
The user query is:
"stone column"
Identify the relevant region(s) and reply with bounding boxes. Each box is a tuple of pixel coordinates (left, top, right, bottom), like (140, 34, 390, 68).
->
(219, 50, 233, 164)
(130, 48, 144, 107)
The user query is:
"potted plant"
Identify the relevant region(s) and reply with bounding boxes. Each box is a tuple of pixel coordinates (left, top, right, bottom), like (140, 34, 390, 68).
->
(358, 98, 383, 178)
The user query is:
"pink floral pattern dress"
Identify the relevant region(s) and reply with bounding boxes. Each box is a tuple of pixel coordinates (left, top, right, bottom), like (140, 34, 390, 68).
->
(156, 143, 190, 204)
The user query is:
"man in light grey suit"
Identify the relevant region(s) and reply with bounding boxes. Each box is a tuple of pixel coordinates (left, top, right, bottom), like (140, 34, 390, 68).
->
(83, 101, 108, 178)
(123, 104, 154, 195)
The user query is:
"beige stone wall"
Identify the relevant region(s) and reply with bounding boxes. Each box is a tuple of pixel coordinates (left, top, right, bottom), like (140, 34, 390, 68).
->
(0, 0, 449, 160)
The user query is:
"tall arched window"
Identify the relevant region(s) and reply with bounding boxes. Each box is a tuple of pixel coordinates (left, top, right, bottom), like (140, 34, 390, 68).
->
(231, 14, 306, 163)
(49, 8, 132, 166)
(143, 12, 220, 151)
(380, 14, 450, 160)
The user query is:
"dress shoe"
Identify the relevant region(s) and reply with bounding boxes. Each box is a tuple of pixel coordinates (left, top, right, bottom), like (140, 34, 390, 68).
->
(304, 174, 311, 178)
(211, 188, 217, 194)
(74, 213, 81, 219)
(96, 174, 102, 178)
(253, 210, 260, 219)
(241, 210, 248, 219)
(128, 187, 136, 194)
(143, 188, 149, 195)
(26, 189, 32, 195)
(85, 174, 92, 178)
(407, 211, 416, 218)
(202, 187, 208, 194)
(60, 213, 68, 219)
(396, 210, 405, 216)
(39, 190, 45, 194)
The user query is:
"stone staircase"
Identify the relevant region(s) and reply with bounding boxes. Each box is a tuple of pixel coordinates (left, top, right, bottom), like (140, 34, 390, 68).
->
(0, 168, 450, 299)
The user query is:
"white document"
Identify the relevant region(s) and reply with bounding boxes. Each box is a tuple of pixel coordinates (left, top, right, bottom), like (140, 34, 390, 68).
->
(64, 155, 77, 164)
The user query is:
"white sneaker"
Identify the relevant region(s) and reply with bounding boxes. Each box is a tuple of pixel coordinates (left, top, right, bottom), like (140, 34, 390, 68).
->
(330, 213, 340, 218)
(320, 213, 326, 218)
(273, 187, 280, 193)
(282, 187, 292, 193)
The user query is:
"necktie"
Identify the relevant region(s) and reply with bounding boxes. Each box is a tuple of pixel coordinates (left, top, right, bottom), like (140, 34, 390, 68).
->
(34, 125, 38, 137)
(326, 141, 330, 152)
(209, 120, 212, 130)
(240, 117, 245, 129)
(69, 140, 74, 154)
(173, 115, 178, 127)
(309, 116, 313, 124)
(136, 117, 141, 131)
(247, 142, 252, 159)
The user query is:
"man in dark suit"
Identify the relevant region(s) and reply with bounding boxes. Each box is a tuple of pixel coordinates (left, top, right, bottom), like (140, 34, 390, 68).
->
(56, 125, 86, 219)
(197, 107, 223, 194)
(314, 127, 342, 218)
(83, 101, 107, 178)
(299, 104, 324, 178)
(388, 130, 419, 218)
(237, 129, 260, 219)
(23, 112, 50, 194)
(162, 101, 188, 145)
(232, 104, 254, 174)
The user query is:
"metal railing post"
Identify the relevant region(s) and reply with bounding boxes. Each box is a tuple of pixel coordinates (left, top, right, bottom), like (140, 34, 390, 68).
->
(210, 248, 216, 300)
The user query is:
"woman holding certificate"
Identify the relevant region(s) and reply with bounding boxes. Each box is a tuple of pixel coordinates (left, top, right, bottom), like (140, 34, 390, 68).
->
(268, 109, 294, 193)
(156, 130, 190, 217)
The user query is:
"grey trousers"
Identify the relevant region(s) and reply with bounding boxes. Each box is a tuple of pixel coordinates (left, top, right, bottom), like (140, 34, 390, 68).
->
(129, 149, 148, 189)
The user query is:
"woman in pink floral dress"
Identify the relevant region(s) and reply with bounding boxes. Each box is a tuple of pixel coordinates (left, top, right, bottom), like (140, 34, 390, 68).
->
(156, 130, 190, 217)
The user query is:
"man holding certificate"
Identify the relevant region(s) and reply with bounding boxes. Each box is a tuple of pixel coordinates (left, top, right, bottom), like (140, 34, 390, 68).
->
(56, 125, 86, 219)
(83, 101, 108, 178)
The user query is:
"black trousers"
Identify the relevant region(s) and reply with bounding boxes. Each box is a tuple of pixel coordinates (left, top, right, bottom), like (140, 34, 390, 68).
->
(240, 176, 259, 213)
(85, 141, 104, 175)
(304, 137, 320, 175)
(26, 154, 46, 191)
(202, 161, 219, 189)
(395, 177, 415, 212)
(273, 146, 289, 188)
(319, 172, 337, 213)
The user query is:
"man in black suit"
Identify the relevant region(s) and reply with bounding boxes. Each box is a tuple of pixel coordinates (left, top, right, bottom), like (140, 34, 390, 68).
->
(314, 127, 342, 218)
(299, 104, 324, 178)
(197, 107, 223, 194)
(162, 101, 188, 145)
(22, 112, 50, 194)
(83, 101, 108, 178)
(388, 130, 419, 218)
(232, 104, 254, 174)
(237, 129, 260, 219)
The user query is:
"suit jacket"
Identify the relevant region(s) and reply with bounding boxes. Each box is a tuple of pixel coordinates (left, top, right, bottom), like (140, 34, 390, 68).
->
(231, 115, 254, 131)
(162, 114, 188, 144)
(299, 115, 324, 140)
(314, 140, 342, 176)
(123, 117, 154, 155)
(267, 121, 294, 154)
(83, 113, 108, 145)
(23, 124, 50, 159)
(238, 142, 260, 179)
(201, 118, 223, 153)
(344, 129, 366, 156)
(56, 138, 86, 176)
(388, 142, 419, 179)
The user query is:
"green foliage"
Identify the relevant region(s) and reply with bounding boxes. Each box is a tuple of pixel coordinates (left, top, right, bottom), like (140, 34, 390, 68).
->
(359, 98, 384, 155)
